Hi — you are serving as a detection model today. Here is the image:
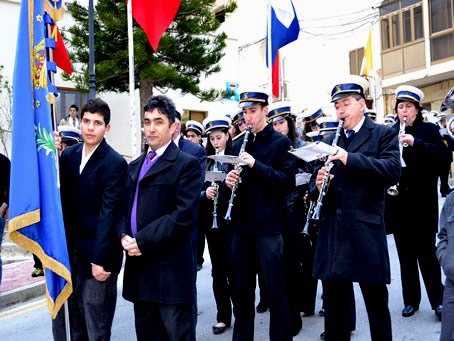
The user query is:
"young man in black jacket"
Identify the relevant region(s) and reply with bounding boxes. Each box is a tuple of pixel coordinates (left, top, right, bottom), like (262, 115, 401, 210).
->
(225, 90, 297, 341)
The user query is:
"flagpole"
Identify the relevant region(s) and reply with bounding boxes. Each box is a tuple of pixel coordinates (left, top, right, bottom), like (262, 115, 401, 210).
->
(127, 0, 138, 158)
(267, 0, 273, 97)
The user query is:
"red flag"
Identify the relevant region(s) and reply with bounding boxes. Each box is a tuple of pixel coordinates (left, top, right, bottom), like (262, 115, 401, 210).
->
(52, 25, 72, 75)
(130, 0, 180, 51)
(272, 50, 280, 98)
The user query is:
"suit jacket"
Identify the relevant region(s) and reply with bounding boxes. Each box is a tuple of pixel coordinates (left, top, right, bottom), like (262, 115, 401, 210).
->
(120, 142, 202, 304)
(60, 139, 127, 274)
(310, 117, 400, 283)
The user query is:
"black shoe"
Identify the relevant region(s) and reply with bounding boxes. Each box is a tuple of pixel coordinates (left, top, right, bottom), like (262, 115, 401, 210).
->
(256, 301, 268, 313)
(320, 331, 325, 339)
(402, 305, 418, 317)
(435, 305, 442, 321)
(212, 322, 229, 335)
(319, 308, 325, 317)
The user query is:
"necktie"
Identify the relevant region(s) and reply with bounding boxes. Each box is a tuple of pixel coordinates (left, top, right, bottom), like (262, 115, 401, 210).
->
(130, 151, 158, 236)
(72, 117, 75, 127)
(346, 130, 355, 139)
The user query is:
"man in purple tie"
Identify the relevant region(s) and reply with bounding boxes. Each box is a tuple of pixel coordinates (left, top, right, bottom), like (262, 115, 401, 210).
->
(119, 95, 202, 341)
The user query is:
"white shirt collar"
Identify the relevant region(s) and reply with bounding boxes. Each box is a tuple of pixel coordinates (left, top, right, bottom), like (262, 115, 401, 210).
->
(80, 142, 101, 174)
(345, 116, 365, 134)
(147, 140, 172, 158)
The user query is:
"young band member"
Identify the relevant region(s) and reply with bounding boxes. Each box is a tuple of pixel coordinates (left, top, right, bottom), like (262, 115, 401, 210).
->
(310, 75, 400, 341)
(199, 113, 237, 335)
(224, 90, 296, 341)
(185, 120, 204, 146)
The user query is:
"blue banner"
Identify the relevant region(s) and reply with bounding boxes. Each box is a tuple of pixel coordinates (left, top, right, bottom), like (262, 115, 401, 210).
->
(8, 0, 72, 319)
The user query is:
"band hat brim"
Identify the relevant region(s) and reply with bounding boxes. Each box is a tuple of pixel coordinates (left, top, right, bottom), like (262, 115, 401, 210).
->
(205, 125, 230, 134)
(239, 101, 266, 108)
(331, 90, 363, 103)
(270, 115, 287, 123)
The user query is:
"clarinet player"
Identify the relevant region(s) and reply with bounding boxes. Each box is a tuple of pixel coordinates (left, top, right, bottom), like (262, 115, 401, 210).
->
(310, 76, 400, 341)
(224, 90, 297, 341)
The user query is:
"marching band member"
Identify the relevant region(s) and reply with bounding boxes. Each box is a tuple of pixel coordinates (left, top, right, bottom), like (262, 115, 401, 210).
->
(224, 90, 297, 341)
(185, 120, 205, 146)
(388, 85, 445, 320)
(302, 107, 325, 142)
(310, 76, 400, 341)
(199, 113, 237, 335)
(231, 111, 247, 140)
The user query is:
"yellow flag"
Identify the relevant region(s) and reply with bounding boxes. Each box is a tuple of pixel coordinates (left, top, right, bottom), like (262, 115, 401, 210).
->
(360, 29, 373, 77)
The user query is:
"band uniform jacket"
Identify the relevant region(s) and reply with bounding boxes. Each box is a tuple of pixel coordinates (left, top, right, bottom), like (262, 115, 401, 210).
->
(60, 139, 128, 274)
(120, 142, 202, 304)
(310, 117, 400, 283)
(387, 120, 446, 235)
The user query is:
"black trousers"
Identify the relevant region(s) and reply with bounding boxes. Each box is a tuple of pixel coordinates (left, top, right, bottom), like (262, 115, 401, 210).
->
(206, 227, 237, 326)
(134, 300, 195, 341)
(323, 280, 391, 341)
(232, 233, 291, 341)
(393, 228, 444, 309)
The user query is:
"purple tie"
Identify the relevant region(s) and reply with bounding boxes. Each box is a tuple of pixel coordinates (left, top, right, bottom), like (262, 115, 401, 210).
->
(130, 151, 158, 236)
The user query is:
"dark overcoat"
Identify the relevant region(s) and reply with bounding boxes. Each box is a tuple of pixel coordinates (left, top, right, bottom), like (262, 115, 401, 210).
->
(310, 117, 400, 283)
(120, 142, 202, 304)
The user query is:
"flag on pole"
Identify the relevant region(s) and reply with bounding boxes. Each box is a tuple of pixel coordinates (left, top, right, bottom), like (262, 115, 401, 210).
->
(360, 28, 373, 77)
(267, 0, 300, 68)
(130, 0, 180, 51)
(272, 50, 280, 98)
(52, 25, 73, 75)
(9, 0, 72, 319)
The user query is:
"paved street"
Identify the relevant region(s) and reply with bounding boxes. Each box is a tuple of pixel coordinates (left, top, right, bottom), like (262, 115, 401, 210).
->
(0, 195, 448, 340)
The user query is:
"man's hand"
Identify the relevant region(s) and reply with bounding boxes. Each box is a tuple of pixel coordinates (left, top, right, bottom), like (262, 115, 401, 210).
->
(315, 166, 334, 192)
(239, 151, 255, 168)
(225, 169, 241, 189)
(399, 133, 414, 147)
(54, 131, 62, 153)
(328, 146, 348, 165)
(91, 263, 111, 282)
(121, 234, 142, 256)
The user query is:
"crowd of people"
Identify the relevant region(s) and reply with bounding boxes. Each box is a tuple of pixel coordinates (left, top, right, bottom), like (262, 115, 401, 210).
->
(1, 78, 454, 341)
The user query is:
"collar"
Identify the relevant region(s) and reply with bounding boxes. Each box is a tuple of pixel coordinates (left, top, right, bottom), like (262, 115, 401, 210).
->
(344, 116, 365, 135)
(147, 140, 172, 157)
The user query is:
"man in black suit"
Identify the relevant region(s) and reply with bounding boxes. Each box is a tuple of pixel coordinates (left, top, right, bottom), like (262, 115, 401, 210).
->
(311, 76, 400, 341)
(120, 95, 202, 341)
(58, 98, 128, 340)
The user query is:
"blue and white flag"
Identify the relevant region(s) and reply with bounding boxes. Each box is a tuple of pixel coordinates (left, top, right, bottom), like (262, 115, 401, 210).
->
(8, 0, 72, 319)
(267, 0, 300, 67)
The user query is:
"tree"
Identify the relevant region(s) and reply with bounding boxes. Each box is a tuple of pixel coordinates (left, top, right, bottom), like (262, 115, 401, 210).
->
(0, 65, 12, 156)
(64, 0, 236, 107)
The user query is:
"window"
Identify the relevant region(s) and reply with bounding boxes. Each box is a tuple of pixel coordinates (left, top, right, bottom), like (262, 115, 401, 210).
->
(430, 0, 454, 61)
(55, 88, 88, 123)
(380, 1, 423, 50)
(349, 48, 364, 75)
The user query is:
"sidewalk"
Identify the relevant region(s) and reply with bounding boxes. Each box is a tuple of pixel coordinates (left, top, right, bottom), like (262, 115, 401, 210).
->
(0, 259, 45, 309)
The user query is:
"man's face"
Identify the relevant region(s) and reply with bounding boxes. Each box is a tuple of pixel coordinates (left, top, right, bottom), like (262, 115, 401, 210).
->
(143, 109, 177, 150)
(69, 107, 78, 118)
(186, 130, 201, 144)
(334, 96, 365, 130)
(80, 112, 110, 148)
(243, 104, 268, 133)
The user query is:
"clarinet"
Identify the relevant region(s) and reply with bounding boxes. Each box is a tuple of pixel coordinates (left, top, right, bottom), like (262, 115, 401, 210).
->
(211, 149, 220, 229)
(311, 118, 345, 221)
(224, 125, 252, 221)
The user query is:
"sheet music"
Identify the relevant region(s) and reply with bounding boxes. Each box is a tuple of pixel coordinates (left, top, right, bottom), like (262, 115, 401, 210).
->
(207, 155, 248, 165)
(288, 141, 338, 162)
(295, 172, 312, 186)
(205, 171, 226, 182)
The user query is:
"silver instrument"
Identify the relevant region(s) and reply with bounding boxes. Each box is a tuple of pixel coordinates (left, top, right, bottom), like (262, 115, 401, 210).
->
(224, 125, 252, 221)
(210, 149, 220, 229)
(447, 115, 454, 140)
(387, 117, 408, 196)
(311, 118, 345, 221)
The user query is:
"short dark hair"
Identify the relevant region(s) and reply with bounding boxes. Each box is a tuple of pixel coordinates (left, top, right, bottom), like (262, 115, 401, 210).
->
(70, 104, 79, 112)
(80, 98, 111, 125)
(144, 95, 177, 125)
